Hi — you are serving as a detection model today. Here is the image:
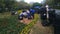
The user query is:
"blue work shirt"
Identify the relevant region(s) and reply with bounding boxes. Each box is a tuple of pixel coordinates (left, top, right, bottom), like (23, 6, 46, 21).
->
(30, 9, 35, 14)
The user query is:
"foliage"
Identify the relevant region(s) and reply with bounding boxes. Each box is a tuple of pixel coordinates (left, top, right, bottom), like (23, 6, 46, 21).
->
(0, 12, 26, 34)
(45, 0, 60, 9)
(32, 2, 42, 8)
(17, 1, 31, 10)
(0, 0, 17, 13)
(18, 10, 22, 14)
(0, 0, 30, 13)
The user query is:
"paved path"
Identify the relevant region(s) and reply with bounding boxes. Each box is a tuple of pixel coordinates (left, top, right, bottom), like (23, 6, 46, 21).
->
(29, 20, 54, 34)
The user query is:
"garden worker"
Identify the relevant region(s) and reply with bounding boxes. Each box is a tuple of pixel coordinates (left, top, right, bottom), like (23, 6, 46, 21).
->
(30, 9, 35, 19)
(26, 10, 32, 19)
(22, 10, 28, 18)
(18, 10, 27, 20)
(18, 12, 23, 20)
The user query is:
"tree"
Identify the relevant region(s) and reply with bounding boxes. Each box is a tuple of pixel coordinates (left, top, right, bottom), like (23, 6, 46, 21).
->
(44, 0, 60, 9)
(16, 1, 31, 9)
(45, 0, 60, 6)
(0, 0, 18, 13)
(5, 0, 18, 11)
(32, 2, 42, 7)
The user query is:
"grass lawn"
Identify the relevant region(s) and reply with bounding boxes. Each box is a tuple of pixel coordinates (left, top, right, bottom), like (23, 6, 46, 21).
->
(0, 11, 27, 34)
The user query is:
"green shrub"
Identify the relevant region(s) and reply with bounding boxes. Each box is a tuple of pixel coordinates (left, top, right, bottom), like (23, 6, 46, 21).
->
(0, 15, 26, 34)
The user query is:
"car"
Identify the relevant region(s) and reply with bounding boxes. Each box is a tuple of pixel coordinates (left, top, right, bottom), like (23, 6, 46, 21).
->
(40, 7, 56, 26)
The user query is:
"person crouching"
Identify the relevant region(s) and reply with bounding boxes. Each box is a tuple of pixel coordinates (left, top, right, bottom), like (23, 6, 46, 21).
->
(26, 10, 32, 19)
